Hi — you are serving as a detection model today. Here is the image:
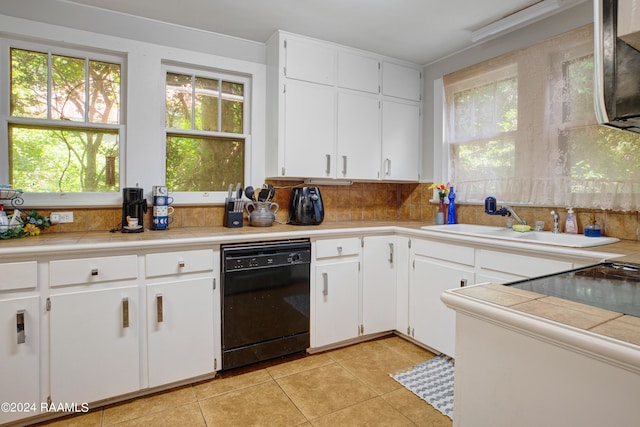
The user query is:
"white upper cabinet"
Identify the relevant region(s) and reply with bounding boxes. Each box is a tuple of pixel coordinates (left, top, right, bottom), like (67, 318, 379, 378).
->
(337, 91, 381, 180)
(284, 36, 336, 86)
(382, 62, 422, 101)
(338, 51, 380, 93)
(382, 99, 420, 181)
(284, 80, 337, 178)
(266, 30, 422, 182)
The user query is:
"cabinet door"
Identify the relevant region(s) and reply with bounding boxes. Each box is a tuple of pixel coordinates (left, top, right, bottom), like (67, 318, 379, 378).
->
(284, 80, 336, 178)
(337, 92, 381, 180)
(338, 51, 379, 93)
(395, 236, 411, 336)
(362, 236, 396, 335)
(147, 276, 215, 387)
(381, 99, 420, 181)
(411, 257, 473, 357)
(0, 296, 39, 424)
(50, 287, 139, 404)
(382, 62, 421, 101)
(314, 260, 360, 347)
(284, 36, 336, 86)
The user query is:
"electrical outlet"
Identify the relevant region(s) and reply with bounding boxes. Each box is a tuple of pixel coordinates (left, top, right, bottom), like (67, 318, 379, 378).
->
(50, 211, 74, 224)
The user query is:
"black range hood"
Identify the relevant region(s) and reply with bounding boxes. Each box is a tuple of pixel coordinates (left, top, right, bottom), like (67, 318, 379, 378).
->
(594, 0, 640, 133)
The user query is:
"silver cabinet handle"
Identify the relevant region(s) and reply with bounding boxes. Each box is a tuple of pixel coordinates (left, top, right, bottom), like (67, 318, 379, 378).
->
(322, 272, 328, 296)
(122, 297, 129, 328)
(16, 310, 25, 344)
(384, 158, 391, 176)
(178, 260, 185, 268)
(91, 268, 99, 276)
(337, 245, 343, 255)
(389, 243, 394, 264)
(156, 294, 164, 323)
(342, 155, 347, 176)
(460, 278, 468, 287)
(325, 154, 331, 175)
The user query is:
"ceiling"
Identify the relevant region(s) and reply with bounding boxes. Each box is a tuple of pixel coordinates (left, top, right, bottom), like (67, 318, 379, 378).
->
(61, 0, 581, 64)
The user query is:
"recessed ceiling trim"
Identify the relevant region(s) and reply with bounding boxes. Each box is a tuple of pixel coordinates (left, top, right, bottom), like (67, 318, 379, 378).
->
(471, 0, 563, 43)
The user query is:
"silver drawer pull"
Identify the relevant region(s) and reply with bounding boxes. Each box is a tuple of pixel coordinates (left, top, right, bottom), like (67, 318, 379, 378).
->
(156, 294, 164, 323)
(342, 155, 347, 176)
(91, 268, 99, 276)
(337, 245, 343, 254)
(325, 154, 331, 175)
(122, 298, 129, 328)
(389, 243, 394, 264)
(16, 310, 25, 344)
(322, 272, 328, 296)
(178, 261, 185, 268)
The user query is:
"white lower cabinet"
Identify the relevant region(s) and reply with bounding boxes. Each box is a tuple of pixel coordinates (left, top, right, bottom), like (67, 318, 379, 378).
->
(145, 249, 217, 387)
(49, 286, 140, 404)
(0, 296, 40, 424)
(146, 276, 215, 387)
(313, 237, 361, 347)
(408, 238, 475, 357)
(362, 235, 397, 335)
(314, 259, 360, 347)
(395, 236, 411, 336)
(411, 257, 473, 357)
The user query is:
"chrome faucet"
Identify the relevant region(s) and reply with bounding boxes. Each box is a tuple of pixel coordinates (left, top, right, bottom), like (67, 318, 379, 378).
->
(484, 197, 526, 225)
(502, 205, 526, 225)
(550, 210, 559, 234)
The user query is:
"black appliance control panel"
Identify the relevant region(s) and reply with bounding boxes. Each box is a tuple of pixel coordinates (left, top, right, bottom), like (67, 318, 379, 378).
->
(222, 240, 311, 272)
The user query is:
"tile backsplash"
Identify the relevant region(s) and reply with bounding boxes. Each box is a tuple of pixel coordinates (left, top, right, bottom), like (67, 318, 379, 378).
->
(23, 181, 640, 241)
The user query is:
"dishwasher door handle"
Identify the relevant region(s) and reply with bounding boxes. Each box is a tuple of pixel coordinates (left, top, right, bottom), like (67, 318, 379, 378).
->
(322, 272, 328, 296)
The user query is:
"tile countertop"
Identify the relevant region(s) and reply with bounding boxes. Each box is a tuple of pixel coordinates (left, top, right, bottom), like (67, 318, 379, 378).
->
(445, 283, 640, 372)
(3, 220, 640, 258)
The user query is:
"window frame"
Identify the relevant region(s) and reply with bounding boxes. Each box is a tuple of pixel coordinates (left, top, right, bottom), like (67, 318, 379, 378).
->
(0, 38, 126, 207)
(162, 63, 252, 205)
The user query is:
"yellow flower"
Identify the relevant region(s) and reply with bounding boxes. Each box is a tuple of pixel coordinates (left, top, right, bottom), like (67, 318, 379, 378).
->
(429, 182, 449, 198)
(23, 223, 40, 236)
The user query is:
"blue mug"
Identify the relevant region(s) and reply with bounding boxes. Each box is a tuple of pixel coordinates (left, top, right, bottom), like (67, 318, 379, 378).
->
(152, 215, 174, 230)
(153, 195, 174, 206)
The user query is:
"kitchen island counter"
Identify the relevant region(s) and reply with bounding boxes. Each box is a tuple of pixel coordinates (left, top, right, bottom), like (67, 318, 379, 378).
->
(442, 282, 640, 427)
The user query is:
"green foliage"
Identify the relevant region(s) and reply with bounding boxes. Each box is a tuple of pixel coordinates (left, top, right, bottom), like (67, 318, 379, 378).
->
(165, 72, 245, 191)
(166, 136, 244, 191)
(9, 48, 121, 193)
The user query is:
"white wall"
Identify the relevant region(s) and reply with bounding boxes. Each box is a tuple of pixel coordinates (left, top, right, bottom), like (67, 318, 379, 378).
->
(0, 3, 266, 206)
(421, 1, 594, 183)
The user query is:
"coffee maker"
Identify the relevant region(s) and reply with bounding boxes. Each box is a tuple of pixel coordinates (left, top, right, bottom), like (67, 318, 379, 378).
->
(121, 187, 147, 233)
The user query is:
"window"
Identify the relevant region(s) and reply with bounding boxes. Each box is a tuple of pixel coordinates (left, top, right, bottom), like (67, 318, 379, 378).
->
(164, 69, 247, 194)
(444, 24, 640, 211)
(7, 45, 122, 193)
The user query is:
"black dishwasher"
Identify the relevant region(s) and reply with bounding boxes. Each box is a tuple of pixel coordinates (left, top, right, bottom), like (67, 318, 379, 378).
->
(221, 240, 311, 370)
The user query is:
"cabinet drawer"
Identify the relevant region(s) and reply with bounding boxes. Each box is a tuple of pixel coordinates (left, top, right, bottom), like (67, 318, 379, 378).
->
(50, 255, 138, 287)
(478, 250, 573, 278)
(412, 239, 474, 266)
(145, 249, 213, 277)
(0, 261, 37, 291)
(315, 238, 361, 259)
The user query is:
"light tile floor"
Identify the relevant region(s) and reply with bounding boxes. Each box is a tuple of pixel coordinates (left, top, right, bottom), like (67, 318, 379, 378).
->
(33, 335, 452, 427)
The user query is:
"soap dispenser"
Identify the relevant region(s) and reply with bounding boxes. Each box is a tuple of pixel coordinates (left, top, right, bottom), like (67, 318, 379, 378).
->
(565, 207, 577, 234)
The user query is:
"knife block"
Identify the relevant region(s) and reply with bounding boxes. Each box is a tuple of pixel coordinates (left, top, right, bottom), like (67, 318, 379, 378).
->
(224, 211, 243, 228)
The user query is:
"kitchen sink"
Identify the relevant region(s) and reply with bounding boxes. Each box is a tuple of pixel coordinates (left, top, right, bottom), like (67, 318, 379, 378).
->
(421, 224, 620, 248)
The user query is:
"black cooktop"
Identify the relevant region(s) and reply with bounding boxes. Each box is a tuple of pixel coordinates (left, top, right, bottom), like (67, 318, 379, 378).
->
(507, 262, 640, 317)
